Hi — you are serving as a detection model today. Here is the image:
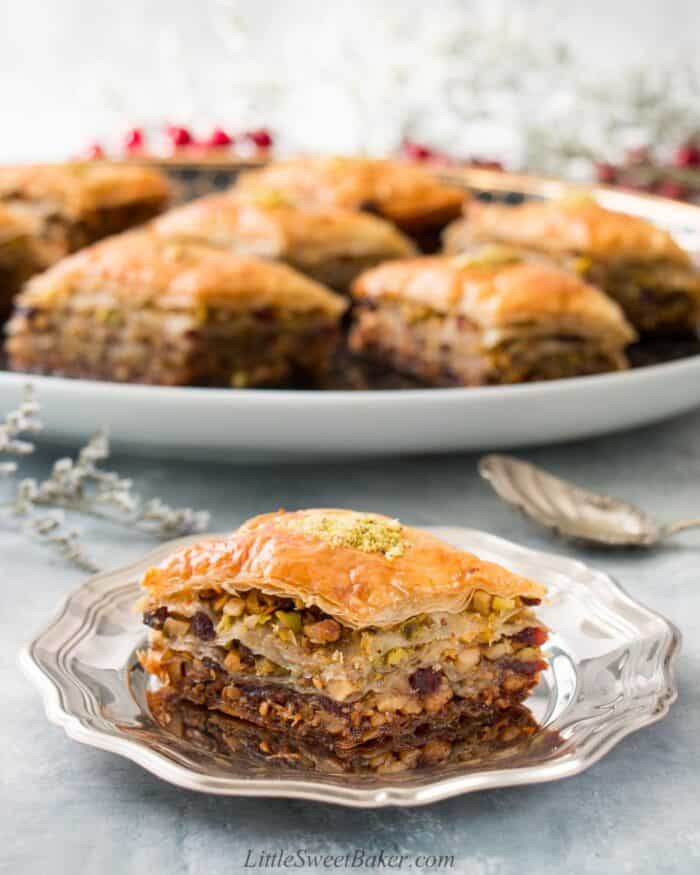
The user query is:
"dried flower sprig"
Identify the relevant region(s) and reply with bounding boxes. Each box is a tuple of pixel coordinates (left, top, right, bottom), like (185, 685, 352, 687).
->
(0, 384, 42, 474)
(1, 385, 210, 572)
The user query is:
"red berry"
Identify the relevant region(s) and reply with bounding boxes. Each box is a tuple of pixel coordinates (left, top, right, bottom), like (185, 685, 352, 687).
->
(401, 139, 433, 161)
(166, 125, 193, 148)
(672, 143, 700, 168)
(656, 181, 690, 201)
(245, 128, 273, 149)
(512, 626, 549, 646)
(124, 128, 145, 152)
(83, 142, 105, 160)
(204, 127, 233, 148)
(594, 162, 618, 184)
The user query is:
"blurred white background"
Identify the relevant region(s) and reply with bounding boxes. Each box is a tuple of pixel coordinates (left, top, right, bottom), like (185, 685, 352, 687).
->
(1, 0, 699, 170)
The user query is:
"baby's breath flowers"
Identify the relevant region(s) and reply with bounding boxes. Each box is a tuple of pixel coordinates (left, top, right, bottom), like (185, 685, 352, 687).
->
(1, 385, 210, 572)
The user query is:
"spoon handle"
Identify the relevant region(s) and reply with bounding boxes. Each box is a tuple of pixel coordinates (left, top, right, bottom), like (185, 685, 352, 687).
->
(660, 518, 700, 539)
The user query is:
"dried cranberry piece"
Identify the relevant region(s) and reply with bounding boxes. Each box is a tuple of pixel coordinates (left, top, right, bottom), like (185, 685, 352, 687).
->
(501, 658, 547, 675)
(190, 611, 216, 640)
(512, 626, 548, 646)
(409, 667, 442, 694)
(143, 606, 168, 630)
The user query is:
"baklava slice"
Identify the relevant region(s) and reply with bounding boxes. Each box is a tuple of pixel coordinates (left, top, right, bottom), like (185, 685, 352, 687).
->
(153, 192, 416, 294)
(444, 196, 700, 335)
(349, 249, 635, 385)
(137, 509, 549, 756)
(0, 207, 40, 319)
(233, 156, 466, 252)
(5, 231, 346, 386)
(0, 162, 171, 263)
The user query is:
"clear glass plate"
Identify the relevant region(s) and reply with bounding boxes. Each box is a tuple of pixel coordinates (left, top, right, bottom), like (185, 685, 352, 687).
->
(20, 527, 680, 808)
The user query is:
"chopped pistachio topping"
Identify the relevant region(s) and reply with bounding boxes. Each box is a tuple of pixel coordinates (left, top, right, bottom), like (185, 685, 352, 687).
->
(251, 189, 291, 208)
(288, 512, 406, 559)
(97, 307, 122, 326)
(453, 246, 522, 270)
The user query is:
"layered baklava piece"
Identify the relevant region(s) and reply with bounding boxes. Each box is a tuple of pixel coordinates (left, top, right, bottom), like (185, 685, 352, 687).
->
(138, 509, 549, 760)
(349, 249, 635, 385)
(234, 157, 466, 252)
(153, 192, 416, 294)
(5, 232, 346, 386)
(0, 162, 171, 263)
(0, 207, 40, 318)
(444, 196, 700, 334)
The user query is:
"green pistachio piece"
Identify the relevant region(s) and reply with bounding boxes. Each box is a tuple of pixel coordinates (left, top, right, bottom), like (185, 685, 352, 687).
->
(275, 610, 302, 633)
(216, 614, 234, 634)
(386, 647, 408, 667)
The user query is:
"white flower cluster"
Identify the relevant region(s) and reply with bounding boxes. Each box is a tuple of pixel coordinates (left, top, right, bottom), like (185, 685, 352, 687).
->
(202, 0, 700, 175)
(1, 386, 210, 572)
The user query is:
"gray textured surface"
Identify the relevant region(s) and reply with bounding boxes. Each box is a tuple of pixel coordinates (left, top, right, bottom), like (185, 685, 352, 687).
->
(3, 409, 700, 874)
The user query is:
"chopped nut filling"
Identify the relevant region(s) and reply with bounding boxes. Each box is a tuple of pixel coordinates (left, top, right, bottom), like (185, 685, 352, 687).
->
(139, 584, 547, 710)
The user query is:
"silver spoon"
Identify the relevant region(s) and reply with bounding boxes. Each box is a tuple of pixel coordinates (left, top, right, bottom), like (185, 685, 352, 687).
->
(479, 454, 700, 548)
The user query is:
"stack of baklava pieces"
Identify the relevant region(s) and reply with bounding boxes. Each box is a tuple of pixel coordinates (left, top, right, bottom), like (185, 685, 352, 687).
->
(5, 157, 698, 389)
(2, 157, 465, 387)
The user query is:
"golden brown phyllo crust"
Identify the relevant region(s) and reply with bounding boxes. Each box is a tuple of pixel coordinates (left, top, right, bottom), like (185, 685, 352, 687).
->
(137, 510, 549, 758)
(0, 162, 171, 267)
(152, 192, 417, 294)
(5, 232, 346, 386)
(348, 250, 635, 386)
(0, 207, 41, 318)
(233, 156, 467, 252)
(0, 163, 170, 322)
(444, 197, 700, 335)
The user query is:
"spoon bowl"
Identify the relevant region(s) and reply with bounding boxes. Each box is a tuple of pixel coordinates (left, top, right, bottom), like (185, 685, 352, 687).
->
(479, 454, 698, 548)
